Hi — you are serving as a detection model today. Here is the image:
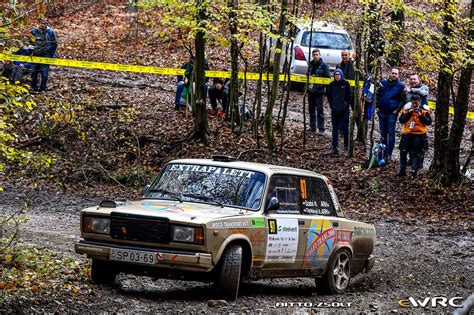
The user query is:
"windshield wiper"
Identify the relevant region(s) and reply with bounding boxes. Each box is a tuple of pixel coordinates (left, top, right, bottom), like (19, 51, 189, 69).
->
(147, 188, 182, 202)
(182, 193, 224, 208)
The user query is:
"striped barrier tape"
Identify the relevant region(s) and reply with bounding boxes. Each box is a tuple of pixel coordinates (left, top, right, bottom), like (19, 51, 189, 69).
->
(1, 53, 473, 119)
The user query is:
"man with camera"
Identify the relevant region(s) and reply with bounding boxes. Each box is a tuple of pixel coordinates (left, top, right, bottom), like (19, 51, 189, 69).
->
(398, 94, 432, 178)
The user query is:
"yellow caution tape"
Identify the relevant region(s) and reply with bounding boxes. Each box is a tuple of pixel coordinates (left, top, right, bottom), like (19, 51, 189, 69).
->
(2, 53, 473, 119)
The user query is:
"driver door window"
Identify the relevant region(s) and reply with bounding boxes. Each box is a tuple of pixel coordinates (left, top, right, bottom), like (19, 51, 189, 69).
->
(266, 175, 300, 214)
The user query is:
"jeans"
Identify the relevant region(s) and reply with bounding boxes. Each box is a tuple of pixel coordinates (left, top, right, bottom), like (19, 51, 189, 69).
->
(308, 92, 325, 131)
(10, 65, 30, 83)
(377, 111, 397, 159)
(31, 63, 50, 91)
(331, 110, 349, 151)
(399, 133, 424, 171)
(175, 81, 185, 110)
(208, 86, 229, 112)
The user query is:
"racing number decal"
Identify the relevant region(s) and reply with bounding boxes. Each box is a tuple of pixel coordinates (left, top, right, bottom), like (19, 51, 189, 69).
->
(300, 178, 307, 200)
(268, 219, 277, 234)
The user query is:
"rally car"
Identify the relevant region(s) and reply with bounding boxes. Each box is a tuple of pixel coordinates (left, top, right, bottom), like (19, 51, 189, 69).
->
(75, 156, 375, 300)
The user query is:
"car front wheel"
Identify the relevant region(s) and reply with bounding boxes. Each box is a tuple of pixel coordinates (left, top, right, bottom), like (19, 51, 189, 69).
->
(316, 249, 352, 294)
(216, 244, 243, 301)
(91, 258, 118, 285)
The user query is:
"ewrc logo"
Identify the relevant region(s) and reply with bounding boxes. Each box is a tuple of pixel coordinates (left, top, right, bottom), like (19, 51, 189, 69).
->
(398, 296, 464, 308)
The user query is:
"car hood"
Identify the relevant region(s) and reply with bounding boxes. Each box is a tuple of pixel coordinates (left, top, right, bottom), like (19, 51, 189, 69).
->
(83, 199, 256, 225)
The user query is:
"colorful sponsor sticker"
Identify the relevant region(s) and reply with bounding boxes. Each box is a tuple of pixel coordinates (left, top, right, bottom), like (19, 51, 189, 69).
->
(304, 219, 336, 268)
(265, 219, 298, 263)
(251, 218, 266, 227)
(336, 230, 353, 243)
(211, 221, 250, 228)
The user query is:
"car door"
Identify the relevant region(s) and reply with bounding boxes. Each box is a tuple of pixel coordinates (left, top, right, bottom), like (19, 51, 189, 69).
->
(298, 176, 341, 270)
(262, 174, 307, 270)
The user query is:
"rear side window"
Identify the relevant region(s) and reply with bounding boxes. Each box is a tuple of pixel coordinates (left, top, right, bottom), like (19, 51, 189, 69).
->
(266, 175, 300, 214)
(300, 177, 336, 216)
(301, 31, 352, 50)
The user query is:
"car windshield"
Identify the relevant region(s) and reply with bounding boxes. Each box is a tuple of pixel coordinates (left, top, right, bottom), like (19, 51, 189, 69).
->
(144, 163, 266, 211)
(301, 31, 352, 50)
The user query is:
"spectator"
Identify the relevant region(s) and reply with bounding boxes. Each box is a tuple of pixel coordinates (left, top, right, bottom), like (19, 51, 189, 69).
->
(174, 56, 209, 110)
(31, 18, 57, 92)
(404, 73, 430, 165)
(10, 46, 33, 83)
(208, 77, 230, 115)
(327, 69, 351, 156)
(336, 50, 355, 81)
(307, 48, 330, 133)
(398, 95, 432, 178)
(377, 68, 405, 162)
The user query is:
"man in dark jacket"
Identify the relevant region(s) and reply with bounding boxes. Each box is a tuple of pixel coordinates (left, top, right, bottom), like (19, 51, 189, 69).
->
(30, 18, 57, 92)
(308, 49, 330, 133)
(377, 68, 405, 161)
(327, 69, 351, 155)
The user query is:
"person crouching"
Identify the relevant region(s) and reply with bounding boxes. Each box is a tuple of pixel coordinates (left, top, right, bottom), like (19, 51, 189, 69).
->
(327, 68, 351, 156)
(398, 94, 432, 178)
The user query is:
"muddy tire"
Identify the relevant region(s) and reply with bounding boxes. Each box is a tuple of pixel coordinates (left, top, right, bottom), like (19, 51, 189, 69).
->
(316, 249, 352, 294)
(216, 244, 242, 301)
(91, 259, 118, 285)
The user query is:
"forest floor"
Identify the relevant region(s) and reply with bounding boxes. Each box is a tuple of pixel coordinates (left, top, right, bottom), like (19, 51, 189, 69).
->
(1, 0, 473, 313)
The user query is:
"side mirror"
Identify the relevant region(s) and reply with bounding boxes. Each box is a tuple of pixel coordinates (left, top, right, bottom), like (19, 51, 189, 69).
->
(143, 184, 151, 196)
(266, 197, 280, 212)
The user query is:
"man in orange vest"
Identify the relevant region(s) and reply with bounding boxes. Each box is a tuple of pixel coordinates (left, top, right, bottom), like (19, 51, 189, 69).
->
(397, 95, 432, 178)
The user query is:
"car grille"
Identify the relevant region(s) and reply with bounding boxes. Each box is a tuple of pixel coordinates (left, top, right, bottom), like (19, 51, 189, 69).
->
(110, 212, 170, 243)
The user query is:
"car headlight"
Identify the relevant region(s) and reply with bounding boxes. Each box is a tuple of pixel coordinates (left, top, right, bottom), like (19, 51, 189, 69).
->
(83, 217, 110, 235)
(171, 225, 204, 244)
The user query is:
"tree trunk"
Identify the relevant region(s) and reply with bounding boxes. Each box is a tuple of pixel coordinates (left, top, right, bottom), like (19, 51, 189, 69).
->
(430, 0, 456, 180)
(188, 0, 209, 145)
(265, 0, 287, 154)
(349, 30, 363, 156)
(444, 0, 473, 184)
(229, 0, 240, 131)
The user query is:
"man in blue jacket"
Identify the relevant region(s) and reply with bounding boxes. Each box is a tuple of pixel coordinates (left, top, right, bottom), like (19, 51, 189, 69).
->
(377, 68, 405, 161)
(31, 18, 57, 92)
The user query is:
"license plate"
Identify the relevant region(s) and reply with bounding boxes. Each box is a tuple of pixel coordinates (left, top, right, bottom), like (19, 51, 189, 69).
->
(110, 248, 157, 264)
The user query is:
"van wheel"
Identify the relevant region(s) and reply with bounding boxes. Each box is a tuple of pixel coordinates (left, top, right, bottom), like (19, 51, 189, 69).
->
(216, 244, 242, 301)
(91, 259, 118, 285)
(316, 249, 352, 294)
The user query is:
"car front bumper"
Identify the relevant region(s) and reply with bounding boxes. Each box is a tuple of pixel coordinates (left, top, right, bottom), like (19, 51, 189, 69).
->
(75, 240, 214, 272)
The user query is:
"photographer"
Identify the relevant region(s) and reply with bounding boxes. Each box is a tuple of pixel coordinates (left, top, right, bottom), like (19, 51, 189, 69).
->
(398, 95, 432, 178)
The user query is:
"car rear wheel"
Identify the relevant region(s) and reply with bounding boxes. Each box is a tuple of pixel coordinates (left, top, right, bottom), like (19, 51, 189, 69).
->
(316, 249, 352, 294)
(216, 244, 242, 301)
(91, 258, 118, 285)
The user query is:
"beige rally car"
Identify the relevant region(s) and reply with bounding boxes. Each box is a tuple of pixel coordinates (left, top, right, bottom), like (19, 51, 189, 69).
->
(75, 156, 375, 300)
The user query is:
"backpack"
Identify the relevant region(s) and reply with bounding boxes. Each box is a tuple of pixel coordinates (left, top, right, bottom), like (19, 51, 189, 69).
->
(366, 142, 387, 170)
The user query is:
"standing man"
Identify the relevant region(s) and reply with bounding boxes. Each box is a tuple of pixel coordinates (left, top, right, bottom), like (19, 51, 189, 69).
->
(336, 50, 355, 81)
(307, 48, 330, 133)
(31, 18, 57, 92)
(327, 69, 351, 155)
(377, 68, 405, 162)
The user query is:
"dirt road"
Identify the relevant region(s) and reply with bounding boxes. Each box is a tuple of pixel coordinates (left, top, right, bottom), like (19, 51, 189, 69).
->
(1, 185, 472, 313)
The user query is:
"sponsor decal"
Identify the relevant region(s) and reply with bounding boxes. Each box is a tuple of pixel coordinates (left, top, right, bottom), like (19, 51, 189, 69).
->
(353, 226, 375, 236)
(265, 219, 298, 263)
(169, 164, 256, 179)
(211, 221, 250, 228)
(252, 218, 266, 227)
(326, 180, 341, 211)
(140, 203, 194, 213)
(276, 301, 352, 308)
(229, 229, 248, 235)
(336, 230, 353, 244)
(304, 219, 335, 268)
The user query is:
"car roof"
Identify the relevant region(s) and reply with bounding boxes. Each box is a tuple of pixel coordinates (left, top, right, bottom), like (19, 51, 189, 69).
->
(169, 158, 328, 180)
(296, 20, 348, 34)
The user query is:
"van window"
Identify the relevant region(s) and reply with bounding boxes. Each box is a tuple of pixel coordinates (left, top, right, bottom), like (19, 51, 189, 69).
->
(300, 177, 336, 216)
(301, 31, 352, 50)
(266, 175, 300, 214)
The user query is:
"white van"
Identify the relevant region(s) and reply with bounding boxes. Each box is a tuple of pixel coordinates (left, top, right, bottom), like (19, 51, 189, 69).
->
(267, 20, 353, 77)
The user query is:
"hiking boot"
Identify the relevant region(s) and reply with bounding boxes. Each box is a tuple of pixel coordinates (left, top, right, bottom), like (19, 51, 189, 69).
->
(397, 169, 407, 176)
(330, 148, 339, 155)
(344, 148, 349, 157)
(318, 129, 325, 135)
(410, 170, 418, 179)
(210, 108, 219, 116)
(309, 127, 316, 132)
